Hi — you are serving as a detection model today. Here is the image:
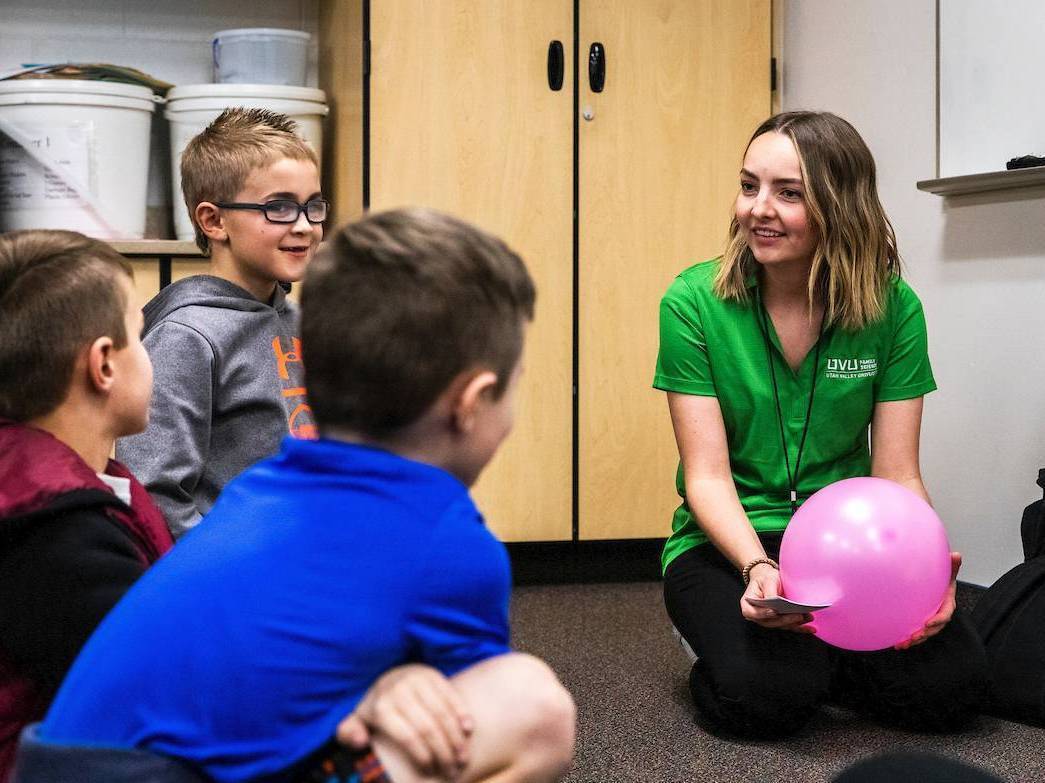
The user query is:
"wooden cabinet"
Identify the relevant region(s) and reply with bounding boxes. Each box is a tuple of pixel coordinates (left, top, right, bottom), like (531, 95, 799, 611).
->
(577, 1, 771, 539)
(321, 0, 772, 543)
(367, 1, 575, 543)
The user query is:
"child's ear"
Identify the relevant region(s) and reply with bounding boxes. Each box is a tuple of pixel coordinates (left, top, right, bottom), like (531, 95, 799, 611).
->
(452, 369, 499, 433)
(86, 336, 117, 394)
(195, 202, 227, 243)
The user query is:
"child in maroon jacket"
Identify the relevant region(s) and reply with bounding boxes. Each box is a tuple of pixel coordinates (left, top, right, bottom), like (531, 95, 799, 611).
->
(0, 230, 173, 782)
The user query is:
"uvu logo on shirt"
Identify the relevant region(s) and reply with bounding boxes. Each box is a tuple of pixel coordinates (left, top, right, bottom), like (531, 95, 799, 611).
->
(825, 357, 878, 379)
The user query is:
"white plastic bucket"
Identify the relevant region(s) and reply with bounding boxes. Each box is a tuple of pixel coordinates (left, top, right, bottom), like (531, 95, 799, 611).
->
(212, 28, 311, 87)
(0, 80, 156, 239)
(164, 84, 328, 242)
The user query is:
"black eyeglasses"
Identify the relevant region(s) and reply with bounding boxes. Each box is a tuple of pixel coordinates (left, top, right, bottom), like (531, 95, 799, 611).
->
(214, 198, 330, 224)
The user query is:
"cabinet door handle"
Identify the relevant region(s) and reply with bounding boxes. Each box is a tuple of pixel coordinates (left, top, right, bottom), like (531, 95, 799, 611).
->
(547, 40, 564, 91)
(588, 42, 605, 93)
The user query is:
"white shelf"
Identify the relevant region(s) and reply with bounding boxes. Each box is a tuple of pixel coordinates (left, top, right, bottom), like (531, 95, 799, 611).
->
(107, 240, 203, 258)
(917, 166, 1045, 196)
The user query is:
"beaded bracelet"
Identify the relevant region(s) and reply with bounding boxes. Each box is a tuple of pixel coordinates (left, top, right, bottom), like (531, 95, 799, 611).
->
(741, 557, 779, 585)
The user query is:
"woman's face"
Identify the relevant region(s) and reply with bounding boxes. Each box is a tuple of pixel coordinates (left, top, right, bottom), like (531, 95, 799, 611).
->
(735, 131, 818, 271)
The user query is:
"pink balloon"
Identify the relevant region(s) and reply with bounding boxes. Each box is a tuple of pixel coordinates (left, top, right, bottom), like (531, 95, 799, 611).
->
(779, 477, 951, 652)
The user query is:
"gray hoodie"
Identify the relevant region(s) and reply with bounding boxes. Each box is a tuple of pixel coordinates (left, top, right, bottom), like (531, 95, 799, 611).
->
(117, 276, 315, 538)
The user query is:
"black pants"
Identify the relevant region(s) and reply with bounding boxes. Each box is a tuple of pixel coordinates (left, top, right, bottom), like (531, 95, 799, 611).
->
(663, 533, 988, 739)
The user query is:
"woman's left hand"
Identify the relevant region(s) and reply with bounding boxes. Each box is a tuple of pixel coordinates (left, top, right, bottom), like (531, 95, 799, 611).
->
(893, 551, 962, 650)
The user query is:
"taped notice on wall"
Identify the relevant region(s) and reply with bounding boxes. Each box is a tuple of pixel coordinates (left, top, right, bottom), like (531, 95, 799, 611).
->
(0, 122, 94, 210)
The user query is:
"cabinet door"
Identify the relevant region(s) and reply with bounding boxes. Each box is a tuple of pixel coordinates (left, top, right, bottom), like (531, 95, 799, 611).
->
(369, 1, 574, 542)
(578, 0, 771, 539)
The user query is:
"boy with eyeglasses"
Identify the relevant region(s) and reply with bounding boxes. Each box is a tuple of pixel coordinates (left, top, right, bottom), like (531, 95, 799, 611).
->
(117, 107, 325, 537)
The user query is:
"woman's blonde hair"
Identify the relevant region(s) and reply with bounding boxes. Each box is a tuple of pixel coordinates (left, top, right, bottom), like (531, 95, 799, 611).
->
(714, 111, 900, 330)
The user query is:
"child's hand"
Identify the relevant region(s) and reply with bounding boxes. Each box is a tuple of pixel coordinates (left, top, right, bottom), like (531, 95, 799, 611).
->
(336, 663, 474, 778)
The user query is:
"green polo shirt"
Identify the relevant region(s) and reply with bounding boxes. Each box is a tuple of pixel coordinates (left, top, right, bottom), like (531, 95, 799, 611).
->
(653, 259, 936, 573)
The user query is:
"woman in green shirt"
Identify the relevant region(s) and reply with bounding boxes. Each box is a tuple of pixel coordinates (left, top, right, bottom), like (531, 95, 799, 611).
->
(656, 111, 987, 738)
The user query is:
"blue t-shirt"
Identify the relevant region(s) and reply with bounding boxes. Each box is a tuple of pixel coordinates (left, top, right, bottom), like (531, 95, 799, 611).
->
(42, 438, 511, 782)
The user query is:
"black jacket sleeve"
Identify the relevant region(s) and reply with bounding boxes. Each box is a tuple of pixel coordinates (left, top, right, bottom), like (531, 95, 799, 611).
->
(0, 508, 147, 703)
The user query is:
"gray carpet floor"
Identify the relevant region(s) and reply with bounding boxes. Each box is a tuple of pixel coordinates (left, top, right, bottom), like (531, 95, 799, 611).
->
(510, 581, 1045, 782)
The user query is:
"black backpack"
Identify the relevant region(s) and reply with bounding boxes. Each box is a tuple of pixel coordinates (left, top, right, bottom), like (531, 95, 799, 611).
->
(970, 469, 1045, 723)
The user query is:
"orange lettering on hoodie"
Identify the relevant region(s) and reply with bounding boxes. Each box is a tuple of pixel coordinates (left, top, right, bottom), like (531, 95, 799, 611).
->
(272, 336, 316, 439)
(272, 337, 303, 380)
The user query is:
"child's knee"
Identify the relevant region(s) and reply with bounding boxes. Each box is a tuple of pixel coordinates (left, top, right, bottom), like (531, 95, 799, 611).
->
(509, 656, 575, 777)
(527, 660, 574, 733)
(460, 653, 575, 774)
(495, 654, 574, 737)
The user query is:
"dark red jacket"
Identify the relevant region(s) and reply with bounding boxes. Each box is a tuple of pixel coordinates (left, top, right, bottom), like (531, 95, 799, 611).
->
(0, 421, 173, 782)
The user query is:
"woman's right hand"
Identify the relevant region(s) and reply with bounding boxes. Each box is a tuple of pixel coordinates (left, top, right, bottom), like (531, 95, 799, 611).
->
(740, 563, 815, 632)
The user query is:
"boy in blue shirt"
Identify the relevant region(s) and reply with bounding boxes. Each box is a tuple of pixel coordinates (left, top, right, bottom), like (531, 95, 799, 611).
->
(22, 209, 575, 783)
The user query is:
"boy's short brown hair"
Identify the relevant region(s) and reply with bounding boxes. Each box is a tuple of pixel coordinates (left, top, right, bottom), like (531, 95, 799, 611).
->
(0, 229, 133, 422)
(180, 107, 320, 253)
(301, 208, 536, 438)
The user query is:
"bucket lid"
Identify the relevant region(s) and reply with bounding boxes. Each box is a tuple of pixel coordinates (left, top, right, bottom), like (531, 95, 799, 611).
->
(167, 83, 326, 103)
(212, 28, 311, 42)
(0, 79, 156, 102)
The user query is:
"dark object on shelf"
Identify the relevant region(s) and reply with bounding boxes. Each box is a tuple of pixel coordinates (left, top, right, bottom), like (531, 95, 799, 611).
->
(1006, 155, 1045, 170)
(2, 64, 172, 96)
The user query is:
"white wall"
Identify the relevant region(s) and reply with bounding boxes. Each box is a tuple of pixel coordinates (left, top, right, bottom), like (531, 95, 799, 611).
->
(1, 0, 320, 235)
(782, 0, 1045, 585)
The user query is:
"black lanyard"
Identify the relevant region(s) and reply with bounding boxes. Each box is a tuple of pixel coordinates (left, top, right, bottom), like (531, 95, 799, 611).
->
(756, 289, 826, 516)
